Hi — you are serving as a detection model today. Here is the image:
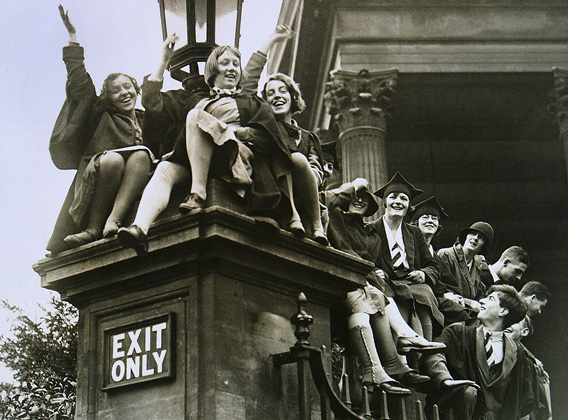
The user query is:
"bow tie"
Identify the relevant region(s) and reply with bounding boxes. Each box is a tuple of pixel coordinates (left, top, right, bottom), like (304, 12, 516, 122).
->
(209, 86, 242, 99)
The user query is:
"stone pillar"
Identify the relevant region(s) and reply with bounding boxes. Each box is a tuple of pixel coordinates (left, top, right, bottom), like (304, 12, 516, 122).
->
(33, 207, 371, 420)
(324, 68, 398, 200)
(551, 67, 568, 186)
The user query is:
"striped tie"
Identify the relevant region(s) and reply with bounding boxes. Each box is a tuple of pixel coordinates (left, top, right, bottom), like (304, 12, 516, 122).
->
(392, 243, 405, 269)
(485, 332, 494, 365)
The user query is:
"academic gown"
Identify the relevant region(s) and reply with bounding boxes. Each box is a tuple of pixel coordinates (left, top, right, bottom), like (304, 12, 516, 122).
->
(47, 45, 155, 254)
(421, 324, 541, 420)
(369, 217, 444, 327)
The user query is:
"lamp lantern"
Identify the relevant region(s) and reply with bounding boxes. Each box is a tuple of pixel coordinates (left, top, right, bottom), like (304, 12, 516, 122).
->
(157, 0, 244, 81)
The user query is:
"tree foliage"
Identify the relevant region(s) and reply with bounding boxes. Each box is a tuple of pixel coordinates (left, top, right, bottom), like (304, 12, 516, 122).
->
(0, 298, 78, 419)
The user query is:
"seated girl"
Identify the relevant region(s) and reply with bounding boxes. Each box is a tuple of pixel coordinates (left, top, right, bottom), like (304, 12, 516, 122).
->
(47, 6, 157, 254)
(118, 26, 293, 254)
(261, 73, 328, 245)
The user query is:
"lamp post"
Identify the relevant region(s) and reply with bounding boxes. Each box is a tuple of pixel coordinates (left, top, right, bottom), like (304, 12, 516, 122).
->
(157, 0, 244, 81)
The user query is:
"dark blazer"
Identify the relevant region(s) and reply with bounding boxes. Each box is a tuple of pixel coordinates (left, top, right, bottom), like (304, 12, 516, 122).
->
(421, 324, 540, 419)
(369, 217, 444, 326)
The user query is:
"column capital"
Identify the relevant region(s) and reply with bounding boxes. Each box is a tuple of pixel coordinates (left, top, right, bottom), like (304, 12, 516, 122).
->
(551, 67, 568, 135)
(324, 68, 399, 133)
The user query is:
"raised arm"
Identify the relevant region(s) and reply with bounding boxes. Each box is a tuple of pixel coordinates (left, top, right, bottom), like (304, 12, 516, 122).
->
(241, 25, 293, 95)
(58, 4, 78, 44)
(148, 33, 179, 83)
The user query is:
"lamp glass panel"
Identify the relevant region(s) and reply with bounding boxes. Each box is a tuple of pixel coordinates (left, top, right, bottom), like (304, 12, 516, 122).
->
(163, 0, 188, 47)
(215, 0, 238, 47)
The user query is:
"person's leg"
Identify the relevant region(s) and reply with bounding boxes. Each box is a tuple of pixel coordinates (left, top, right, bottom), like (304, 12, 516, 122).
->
(347, 313, 393, 385)
(416, 305, 434, 341)
(133, 161, 190, 234)
(118, 161, 190, 255)
(65, 152, 124, 245)
(285, 172, 305, 237)
(290, 152, 327, 244)
(185, 109, 214, 203)
(386, 297, 420, 337)
(103, 150, 152, 237)
(369, 312, 410, 376)
(385, 297, 446, 354)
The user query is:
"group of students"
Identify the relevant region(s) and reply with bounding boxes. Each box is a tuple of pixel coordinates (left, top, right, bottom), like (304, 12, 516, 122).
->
(48, 6, 326, 256)
(324, 175, 551, 419)
(47, 7, 552, 420)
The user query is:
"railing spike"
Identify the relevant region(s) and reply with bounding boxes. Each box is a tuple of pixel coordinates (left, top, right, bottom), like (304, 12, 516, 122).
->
(399, 396, 407, 420)
(379, 390, 390, 420)
(341, 372, 352, 409)
(362, 386, 372, 419)
(433, 404, 440, 420)
(415, 399, 425, 420)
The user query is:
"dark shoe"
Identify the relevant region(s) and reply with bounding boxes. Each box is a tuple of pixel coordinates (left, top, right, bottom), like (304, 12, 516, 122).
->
(395, 371, 430, 386)
(396, 335, 446, 354)
(179, 193, 206, 214)
(288, 218, 305, 237)
(373, 380, 411, 395)
(63, 230, 100, 248)
(103, 220, 120, 238)
(117, 225, 148, 256)
(311, 228, 329, 246)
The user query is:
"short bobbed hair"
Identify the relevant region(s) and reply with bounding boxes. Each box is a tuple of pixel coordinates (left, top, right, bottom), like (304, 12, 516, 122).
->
(262, 73, 306, 115)
(204, 45, 242, 88)
(99, 73, 140, 108)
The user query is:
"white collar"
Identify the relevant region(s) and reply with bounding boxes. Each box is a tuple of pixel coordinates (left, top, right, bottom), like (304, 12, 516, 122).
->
(383, 218, 405, 251)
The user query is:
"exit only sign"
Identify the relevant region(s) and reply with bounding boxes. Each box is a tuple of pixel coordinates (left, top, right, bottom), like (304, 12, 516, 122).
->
(103, 313, 175, 390)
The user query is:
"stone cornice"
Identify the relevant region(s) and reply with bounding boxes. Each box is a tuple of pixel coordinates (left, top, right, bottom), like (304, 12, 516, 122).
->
(34, 207, 371, 307)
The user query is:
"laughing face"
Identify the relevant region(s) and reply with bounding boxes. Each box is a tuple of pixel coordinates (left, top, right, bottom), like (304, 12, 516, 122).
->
(349, 195, 370, 216)
(108, 75, 137, 114)
(462, 231, 485, 255)
(418, 214, 440, 236)
(264, 79, 292, 120)
(214, 50, 241, 89)
(478, 291, 507, 324)
(384, 192, 410, 218)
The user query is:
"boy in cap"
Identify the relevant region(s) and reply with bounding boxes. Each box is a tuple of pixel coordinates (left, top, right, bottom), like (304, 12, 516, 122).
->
(435, 221, 494, 324)
(325, 178, 445, 394)
(369, 172, 444, 341)
(421, 284, 540, 420)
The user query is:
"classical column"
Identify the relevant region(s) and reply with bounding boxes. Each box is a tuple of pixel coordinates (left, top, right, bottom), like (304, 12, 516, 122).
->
(551, 67, 568, 185)
(324, 68, 398, 201)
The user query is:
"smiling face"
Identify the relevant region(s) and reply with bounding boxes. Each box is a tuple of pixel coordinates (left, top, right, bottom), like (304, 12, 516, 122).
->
(264, 79, 292, 121)
(108, 75, 137, 114)
(384, 192, 410, 218)
(349, 195, 370, 216)
(462, 231, 486, 255)
(213, 50, 241, 89)
(478, 291, 507, 325)
(417, 214, 440, 237)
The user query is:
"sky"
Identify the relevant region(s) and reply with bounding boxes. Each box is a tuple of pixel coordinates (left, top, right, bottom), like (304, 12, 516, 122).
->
(0, 0, 281, 383)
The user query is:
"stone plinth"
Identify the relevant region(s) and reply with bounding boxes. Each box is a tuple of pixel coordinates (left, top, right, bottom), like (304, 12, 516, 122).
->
(34, 206, 372, 420)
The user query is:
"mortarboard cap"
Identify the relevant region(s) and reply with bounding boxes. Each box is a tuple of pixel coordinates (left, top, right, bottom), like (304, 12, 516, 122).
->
(410, 196, 449, 223)
(373, 172, 423, 200)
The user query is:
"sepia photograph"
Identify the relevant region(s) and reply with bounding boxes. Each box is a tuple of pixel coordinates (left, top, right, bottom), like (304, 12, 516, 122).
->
(1, 0, 566, 419)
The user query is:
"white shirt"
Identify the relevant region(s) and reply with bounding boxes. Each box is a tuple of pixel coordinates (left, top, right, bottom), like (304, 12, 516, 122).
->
(383, 218, 409, 269)
(482, 326, 504, 366)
